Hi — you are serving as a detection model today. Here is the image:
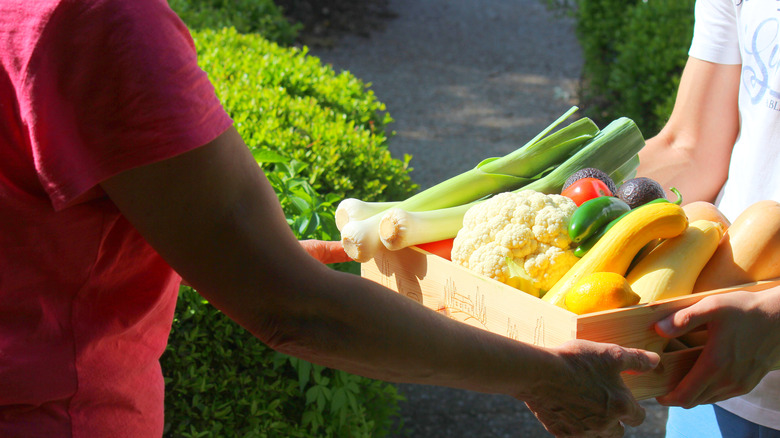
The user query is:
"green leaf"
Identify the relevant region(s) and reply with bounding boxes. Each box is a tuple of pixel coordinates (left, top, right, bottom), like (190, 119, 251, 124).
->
(251, 149, 289, 163)
(331, 388, 347, 413)
(297, 360, 312, 392)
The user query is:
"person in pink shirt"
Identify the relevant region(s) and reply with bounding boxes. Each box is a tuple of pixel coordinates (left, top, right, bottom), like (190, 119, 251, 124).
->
(0, 0, 660, 436)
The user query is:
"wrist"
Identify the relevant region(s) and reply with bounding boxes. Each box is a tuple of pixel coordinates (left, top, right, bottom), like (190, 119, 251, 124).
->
(508, 344, 568, 401)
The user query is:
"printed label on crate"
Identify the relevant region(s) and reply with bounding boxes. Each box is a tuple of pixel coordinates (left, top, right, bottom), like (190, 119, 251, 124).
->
(443, 277, 487, 327)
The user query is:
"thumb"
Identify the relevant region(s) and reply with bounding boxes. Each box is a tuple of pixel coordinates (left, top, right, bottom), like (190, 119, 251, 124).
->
(655, 307, 707, 339)
(299, 239, 352, 264)
(617, 347, 661, 374)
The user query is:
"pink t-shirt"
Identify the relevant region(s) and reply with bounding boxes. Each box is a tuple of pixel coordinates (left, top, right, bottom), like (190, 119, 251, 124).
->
(0, 0, 233, 436)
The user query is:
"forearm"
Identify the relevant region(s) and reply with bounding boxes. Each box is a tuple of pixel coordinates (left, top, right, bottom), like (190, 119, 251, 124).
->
(255, 264, 555, 396)
(638, 132, 720, 203)
(637, 58, 740, 203)
(175, 203, 557, 396)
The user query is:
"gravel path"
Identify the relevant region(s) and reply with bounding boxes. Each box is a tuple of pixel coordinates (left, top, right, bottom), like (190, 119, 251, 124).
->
(309, 1, 669, 436)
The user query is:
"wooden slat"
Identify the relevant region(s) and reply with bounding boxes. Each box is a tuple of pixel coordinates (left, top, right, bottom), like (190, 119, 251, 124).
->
(575, 279, 780, 353)
(362, 247, 577, 347)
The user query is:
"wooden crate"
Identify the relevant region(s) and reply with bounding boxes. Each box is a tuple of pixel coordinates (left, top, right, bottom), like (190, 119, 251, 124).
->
(361, 246, 780, 400)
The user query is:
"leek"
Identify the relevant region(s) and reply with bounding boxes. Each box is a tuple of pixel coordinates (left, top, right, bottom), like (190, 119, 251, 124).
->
(520, 117, 645, 195)
(378, 202, 478, 251)
(337, 106, 591, 230)
(336, 199, 401, 231)
(610, 153, 640, 186)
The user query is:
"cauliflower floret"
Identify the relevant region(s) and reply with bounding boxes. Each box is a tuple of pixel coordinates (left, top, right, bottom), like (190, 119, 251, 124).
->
(452, 190, 578, 296)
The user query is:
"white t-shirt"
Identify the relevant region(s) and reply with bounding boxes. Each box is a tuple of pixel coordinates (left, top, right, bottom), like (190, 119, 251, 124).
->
(689, 0, 780, 429)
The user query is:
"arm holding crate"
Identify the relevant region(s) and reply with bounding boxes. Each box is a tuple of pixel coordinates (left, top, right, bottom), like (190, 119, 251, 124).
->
(637, 18, 780, 430)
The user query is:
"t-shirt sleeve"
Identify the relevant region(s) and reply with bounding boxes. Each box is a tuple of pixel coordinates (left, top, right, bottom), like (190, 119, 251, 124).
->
(688, 0, 742, 65)
(23, 0, 233, 210)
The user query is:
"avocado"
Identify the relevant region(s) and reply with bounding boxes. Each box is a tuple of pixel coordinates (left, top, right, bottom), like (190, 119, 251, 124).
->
(562, 167, 618, 195)
(616, 177, 666, 209)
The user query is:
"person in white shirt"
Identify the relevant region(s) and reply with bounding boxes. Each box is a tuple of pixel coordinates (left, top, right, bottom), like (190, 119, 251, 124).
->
(637, 0, 780, 436)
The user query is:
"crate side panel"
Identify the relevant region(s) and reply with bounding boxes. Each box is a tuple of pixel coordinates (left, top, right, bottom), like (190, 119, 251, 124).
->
(362, 247, 578, 347)
(575, 279, 780, 353)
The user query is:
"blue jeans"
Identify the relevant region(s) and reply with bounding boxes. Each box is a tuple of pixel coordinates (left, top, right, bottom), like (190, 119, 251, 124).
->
(666, 404, 780, 438)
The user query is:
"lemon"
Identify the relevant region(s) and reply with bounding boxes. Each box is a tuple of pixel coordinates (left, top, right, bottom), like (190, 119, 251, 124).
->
(564, 272, 640, 315)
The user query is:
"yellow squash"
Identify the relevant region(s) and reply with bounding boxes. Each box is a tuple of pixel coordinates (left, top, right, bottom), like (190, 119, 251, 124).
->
(543, 201, 689, 308)
(626, 220, 725, 304)
(682, 201, 731, 229)
(693, 200, 780, 291)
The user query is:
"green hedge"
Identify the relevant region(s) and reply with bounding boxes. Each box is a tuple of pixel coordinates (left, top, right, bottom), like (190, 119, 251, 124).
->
(162, 3, 418, 437)
(602, 0, 695, 135)
(195, 27, 417, 203)
(560, 0, 695, 137)
(570, 0, 643, 118)
(167, 0, 300, 44)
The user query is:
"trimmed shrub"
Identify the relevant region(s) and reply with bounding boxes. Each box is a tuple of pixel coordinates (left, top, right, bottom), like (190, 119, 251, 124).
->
(194, 27, 417, 203)
(605, 0, 695, 136)
(550, 0, 695, 136)
(164, 289, 404, 438)
(571, 0, 643, 120)
(167, 0, 300, 44)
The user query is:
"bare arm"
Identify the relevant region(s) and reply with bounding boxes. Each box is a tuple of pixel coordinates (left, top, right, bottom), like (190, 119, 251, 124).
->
(101, 126, 658, 436)
(638, 57, 741, 203)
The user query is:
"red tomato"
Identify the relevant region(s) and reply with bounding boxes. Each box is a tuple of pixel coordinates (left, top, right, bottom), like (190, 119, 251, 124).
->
(561, 178, 613, 206)
(415, 238, 454, 260)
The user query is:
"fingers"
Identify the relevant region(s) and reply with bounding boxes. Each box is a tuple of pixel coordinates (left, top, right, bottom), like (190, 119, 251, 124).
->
(528, 405, 629, 438)
(619, 397, 646, 428)
(656, 361, 711, 407)
(609, 346, 656, 428)
(615, 346, 661, 374)
(655, 300, 715, 338)
(540, 341, 657, 436)
(655, 343, 730, 407)
(299, 240, 352, 264)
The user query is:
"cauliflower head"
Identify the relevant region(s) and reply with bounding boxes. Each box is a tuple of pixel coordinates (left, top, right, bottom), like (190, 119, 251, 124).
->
(451, 190, 579, 296)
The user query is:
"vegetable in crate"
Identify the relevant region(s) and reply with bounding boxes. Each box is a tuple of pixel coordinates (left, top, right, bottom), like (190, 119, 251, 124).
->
(562, 167, 619, 196)
(626, 219, 725, 303)
(572, 187, 683, 258)
(379, 203, 476, 251)
(616, 177, 666, 209)
(682, 201, 731, 230)
(339, 111, 646, 262)
(542, 201, 689, 308)
(568, 196, 631, 244)
(564, 272, 640, 315)
(561, 177, 613, 206)
(415, 238, 455, 260)
(451, 190, 579, 297)
(693, 200, 780, 292)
